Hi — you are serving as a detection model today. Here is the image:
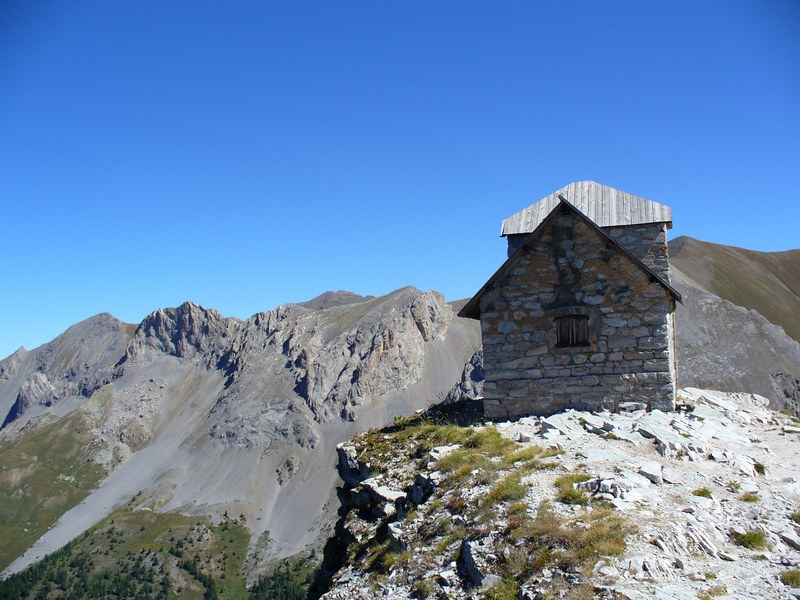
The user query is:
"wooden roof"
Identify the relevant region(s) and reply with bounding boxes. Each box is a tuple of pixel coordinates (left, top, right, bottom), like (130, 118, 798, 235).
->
(459, 197, 681, 320)
(501, 181, 672, 236)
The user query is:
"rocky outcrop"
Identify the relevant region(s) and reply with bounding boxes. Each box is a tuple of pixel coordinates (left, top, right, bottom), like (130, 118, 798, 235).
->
(336, 442, 371, 487)
(207, 288, 460, 445)
(319, 389, 800, 599)
(443, 348, 484, 404)
(771, 372, 800, 418)
(122, 301, 241, 366)
(1, 372, 56, 428)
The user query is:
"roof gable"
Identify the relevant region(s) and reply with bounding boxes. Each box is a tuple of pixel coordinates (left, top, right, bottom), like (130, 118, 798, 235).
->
(501, 180, 672, 236)
(459, 197, 681, 320)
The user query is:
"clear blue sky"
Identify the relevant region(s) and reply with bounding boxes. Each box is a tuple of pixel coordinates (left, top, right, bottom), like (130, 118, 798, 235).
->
(1, 1, 799, 358)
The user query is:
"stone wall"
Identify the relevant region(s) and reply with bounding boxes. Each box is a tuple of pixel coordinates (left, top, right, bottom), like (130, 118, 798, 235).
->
(480, 206, 676, 419)
(508, 222, 671, 283)
(605, 223, 670, 282)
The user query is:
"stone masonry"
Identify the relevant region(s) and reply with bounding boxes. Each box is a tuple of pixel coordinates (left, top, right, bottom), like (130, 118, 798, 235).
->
(471, 202, 677, 419)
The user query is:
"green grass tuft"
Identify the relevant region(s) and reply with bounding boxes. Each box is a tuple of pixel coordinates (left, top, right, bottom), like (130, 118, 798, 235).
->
(692, 487, 712, 498)
(554, 474, 591, 505)
(486, 474, 527, 505)
(780, 569, 800, 587)
(730, 529, 770, 550)
(485, 577, 520, 600)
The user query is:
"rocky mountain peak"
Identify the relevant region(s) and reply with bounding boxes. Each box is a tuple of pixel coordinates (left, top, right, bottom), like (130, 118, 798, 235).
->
(0, 347, 27, 381)
(124, 301, 241, 364)
(0, 314, 133, 430)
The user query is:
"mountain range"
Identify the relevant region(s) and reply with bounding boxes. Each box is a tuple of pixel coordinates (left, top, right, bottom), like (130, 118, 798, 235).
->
(0, 236, 798, 597)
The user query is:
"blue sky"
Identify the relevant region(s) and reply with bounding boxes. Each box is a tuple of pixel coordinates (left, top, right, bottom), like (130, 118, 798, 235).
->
(1, 1, 798, 358)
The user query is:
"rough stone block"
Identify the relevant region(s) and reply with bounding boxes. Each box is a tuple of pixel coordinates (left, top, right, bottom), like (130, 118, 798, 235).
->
(604, 317, 627, 327)
(638, 336, 667, 349)
(608, 336, 637, 349)
(623, 351, 652, 360)
(643, 360, 667, 372)
(498, 321, 518, 333)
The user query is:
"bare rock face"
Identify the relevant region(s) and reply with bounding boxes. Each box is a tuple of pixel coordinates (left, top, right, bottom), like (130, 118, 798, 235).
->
(770, 371, 800, 417)
(1, 372, 56, 427)
(443, 348, 484, 404)
(123, 301, 241, 365)
(17, 372, 55, 407)
(207, 287, 460, 450)
(411, 291, 451, 342)
(672, 267, 800, 408)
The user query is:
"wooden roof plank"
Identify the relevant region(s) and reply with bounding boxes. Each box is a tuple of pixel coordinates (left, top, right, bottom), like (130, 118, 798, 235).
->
(501, 180, 672, 236)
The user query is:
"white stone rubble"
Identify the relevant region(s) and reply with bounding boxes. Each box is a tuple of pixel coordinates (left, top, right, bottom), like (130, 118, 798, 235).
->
(322, 388, 800, 599)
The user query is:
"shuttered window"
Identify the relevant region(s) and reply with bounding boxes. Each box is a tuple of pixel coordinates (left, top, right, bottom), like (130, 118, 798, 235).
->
(555, 315, 589, 347)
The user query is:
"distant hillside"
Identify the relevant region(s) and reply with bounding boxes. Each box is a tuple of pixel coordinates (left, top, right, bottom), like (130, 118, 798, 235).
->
(296, 290, 375, 310)
(670, 236, 800, 343)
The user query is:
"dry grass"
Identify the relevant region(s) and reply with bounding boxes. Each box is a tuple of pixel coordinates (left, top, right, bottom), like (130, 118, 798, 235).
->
(346, 420, 637, 600)
(502, 502, 633, 580)
(780, 569, 800, 587)
(670, 237, 800, 342)
(698, 585, 727, 599)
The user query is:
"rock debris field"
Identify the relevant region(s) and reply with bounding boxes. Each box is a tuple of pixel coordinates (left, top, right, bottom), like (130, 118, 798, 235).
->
(323, 388, 800, 599)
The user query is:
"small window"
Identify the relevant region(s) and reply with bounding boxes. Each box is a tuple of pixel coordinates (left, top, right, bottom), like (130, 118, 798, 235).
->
(556, 315, 589, 347)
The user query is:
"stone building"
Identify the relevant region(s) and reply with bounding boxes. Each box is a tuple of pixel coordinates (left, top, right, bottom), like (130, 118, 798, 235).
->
(459, 181, 681, 419)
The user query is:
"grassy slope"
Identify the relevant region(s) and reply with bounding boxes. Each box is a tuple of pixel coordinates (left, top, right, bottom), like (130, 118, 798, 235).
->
(0, 410, 106, 571)
(0, 503, 251, 599)
(670, 236, 800, 343)
(324, 419, 633, 599)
